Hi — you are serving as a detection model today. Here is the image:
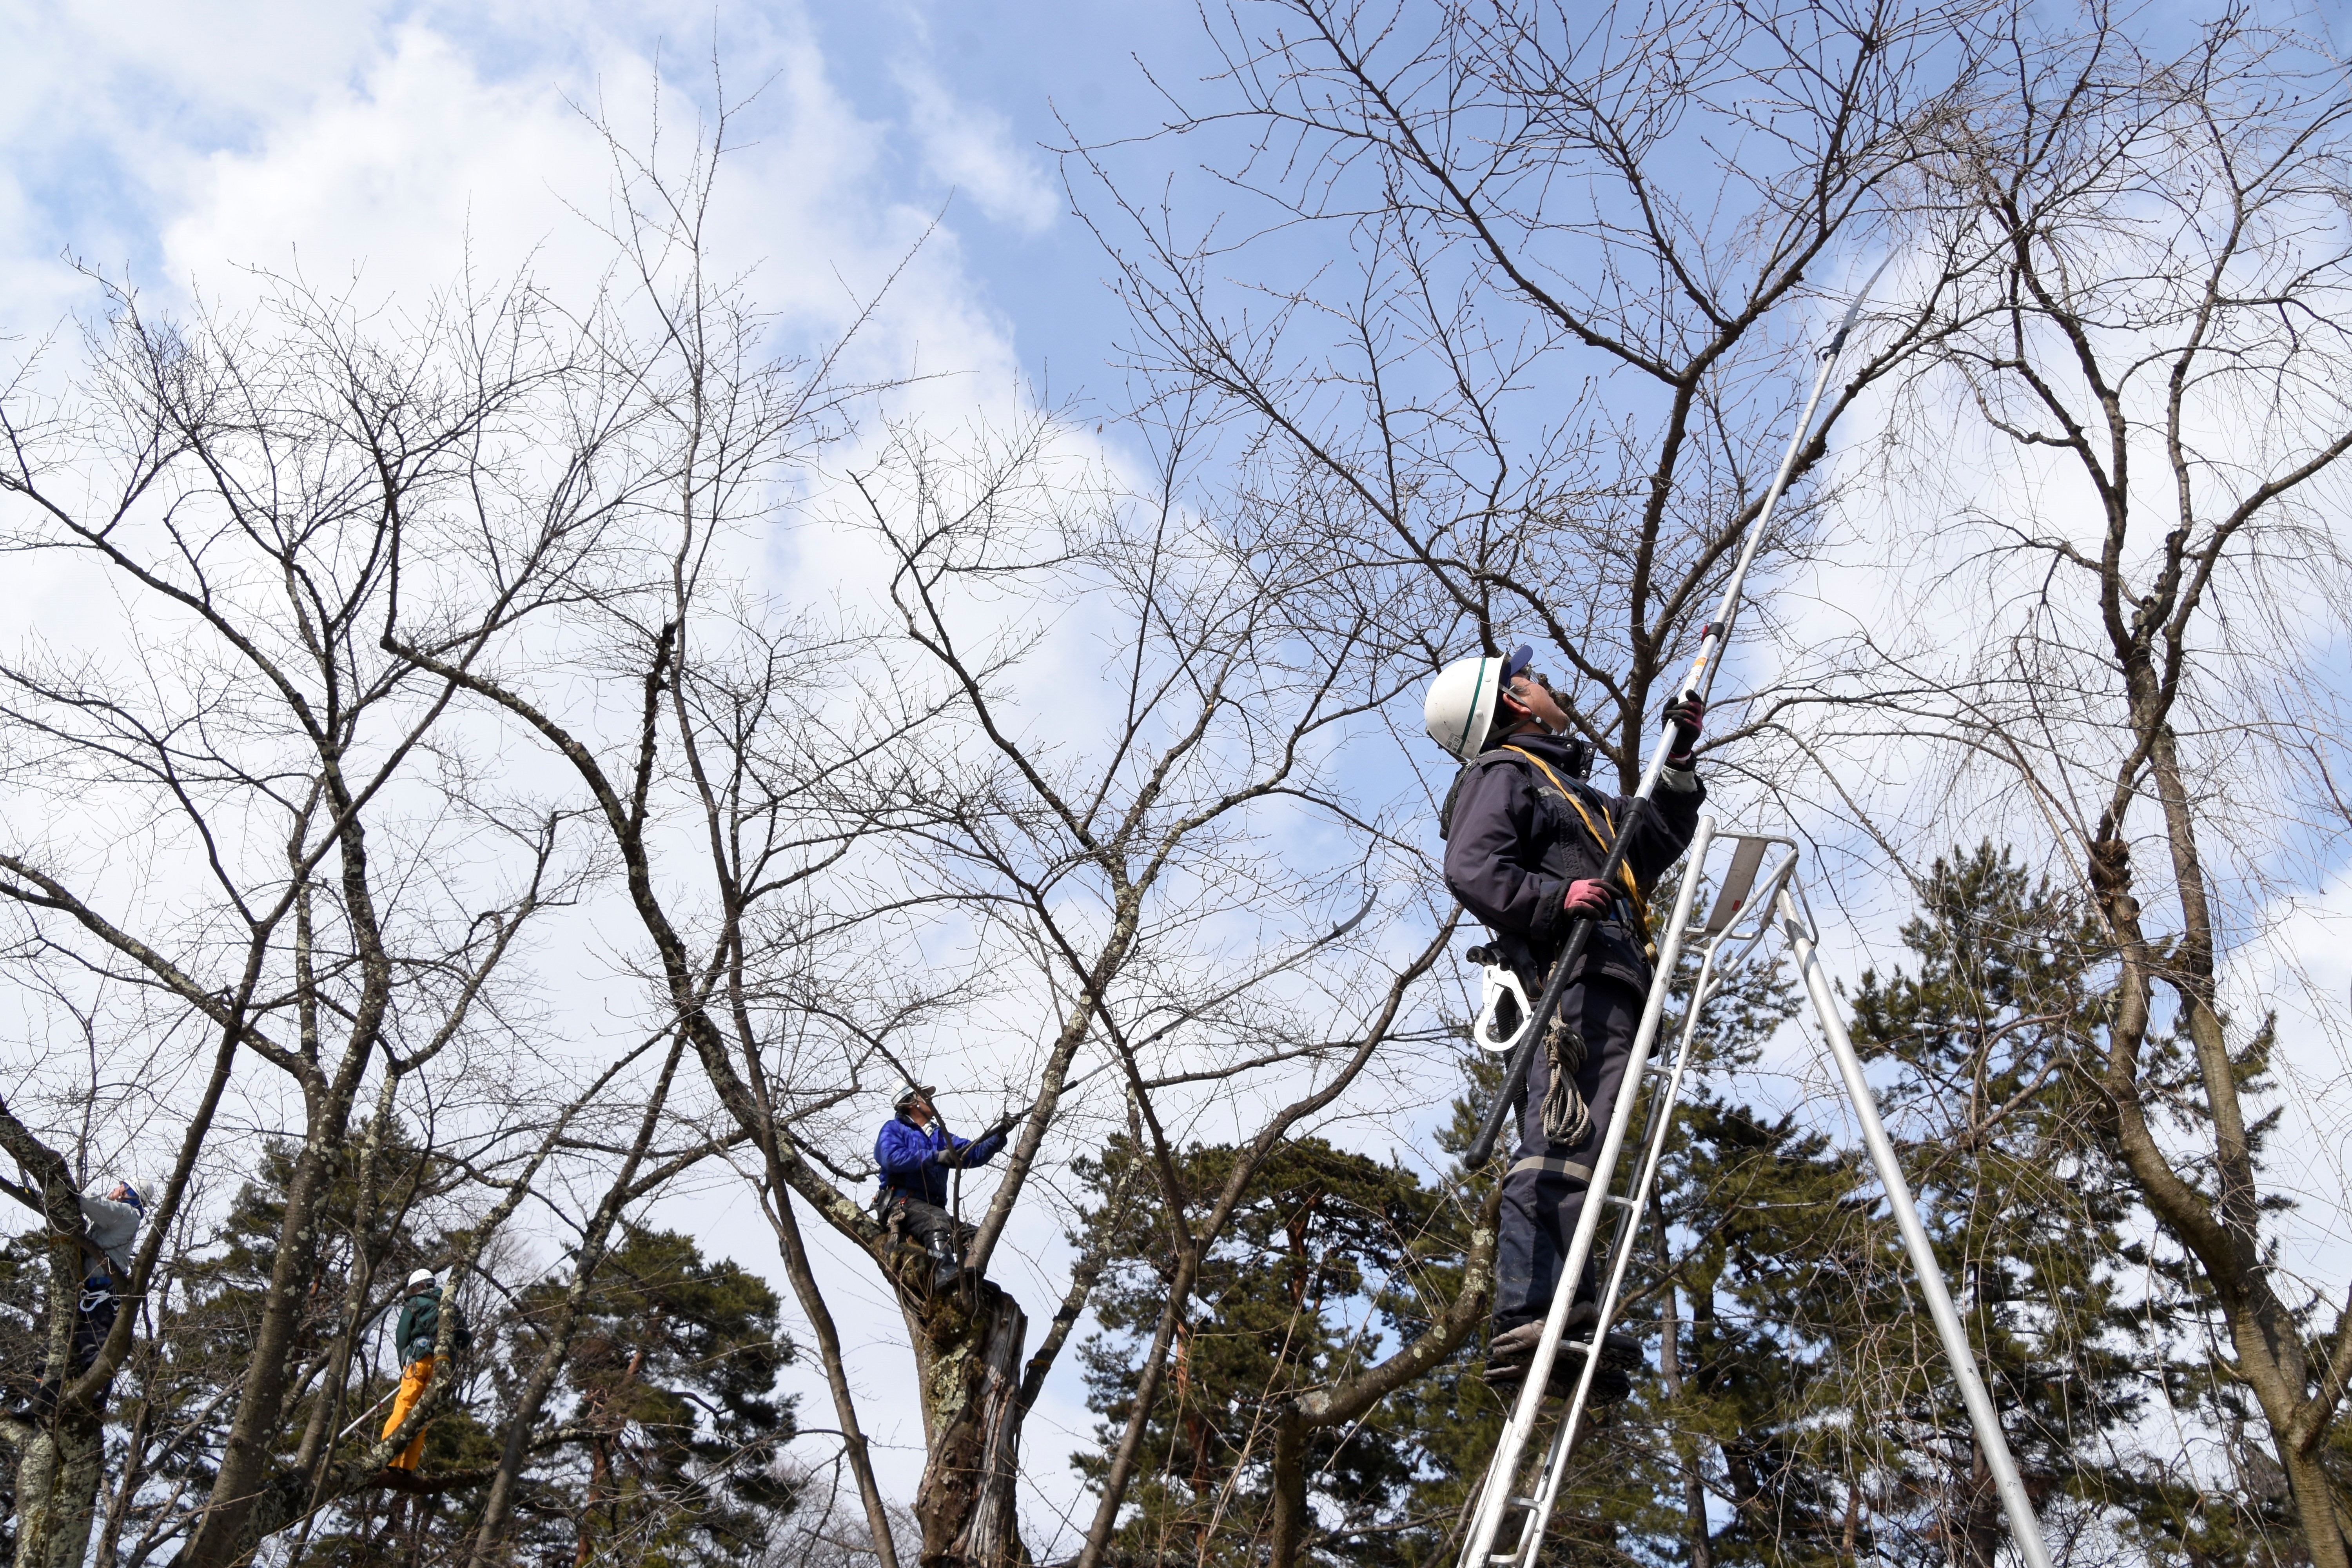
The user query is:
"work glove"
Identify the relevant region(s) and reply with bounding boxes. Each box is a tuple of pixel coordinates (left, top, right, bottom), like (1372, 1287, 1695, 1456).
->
(1563, 878, 1613, 918)
(1662, 693, 1705, 767)
(932, 1146, 965, 1169)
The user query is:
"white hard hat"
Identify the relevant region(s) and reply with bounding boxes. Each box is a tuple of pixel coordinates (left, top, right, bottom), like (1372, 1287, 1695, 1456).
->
(407, 1267, 436, 1288)
(893, 1081, 935, 1108)
(1424, 646, 1533, 762)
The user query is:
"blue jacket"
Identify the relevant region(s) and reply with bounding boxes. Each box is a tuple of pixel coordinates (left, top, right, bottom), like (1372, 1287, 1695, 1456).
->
(875, 1115, 1006, 1205)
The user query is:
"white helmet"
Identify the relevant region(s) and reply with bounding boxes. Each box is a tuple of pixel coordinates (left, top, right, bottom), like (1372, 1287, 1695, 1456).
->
(893, 1081, 935, 1110)
(1424, 646, 1533, 761)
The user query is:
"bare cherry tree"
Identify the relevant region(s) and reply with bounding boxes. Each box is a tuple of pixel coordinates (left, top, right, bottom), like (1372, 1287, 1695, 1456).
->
(1808, 11, 2352, 1561)
(1069, 0, 1996, 797)
(0, 266, 652, 1565)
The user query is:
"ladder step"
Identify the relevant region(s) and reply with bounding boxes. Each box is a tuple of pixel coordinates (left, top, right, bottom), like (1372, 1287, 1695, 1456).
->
(1604, 1192, 1638, 1209)
(1507, 1495, 1540, 1510)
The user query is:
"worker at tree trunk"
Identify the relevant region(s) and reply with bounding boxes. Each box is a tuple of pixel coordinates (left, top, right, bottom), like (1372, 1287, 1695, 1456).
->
(875, 1083, 1008, 1296)
(72, 1177, 140, 1382)
(14, 1177, 143, 1417)
(1426, 646, 1704, 1399)
(383, 1267, 470, 1470)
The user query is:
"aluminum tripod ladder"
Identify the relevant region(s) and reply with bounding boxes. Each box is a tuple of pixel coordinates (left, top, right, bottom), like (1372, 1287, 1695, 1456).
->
(1455, 816, 2055, 1568)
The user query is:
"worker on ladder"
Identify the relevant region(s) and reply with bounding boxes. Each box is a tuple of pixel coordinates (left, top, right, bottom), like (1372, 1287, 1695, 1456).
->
(1426, 646, 1704, 1400)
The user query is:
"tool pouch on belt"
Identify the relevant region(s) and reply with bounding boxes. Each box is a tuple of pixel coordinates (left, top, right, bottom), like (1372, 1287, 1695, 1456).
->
(1540, 1018, 1592, 1146)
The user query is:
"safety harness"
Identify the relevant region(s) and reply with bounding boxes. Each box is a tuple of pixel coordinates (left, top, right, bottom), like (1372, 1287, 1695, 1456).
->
(1443, 743, 1658, 1148)
(1497, 748, 1653, 951)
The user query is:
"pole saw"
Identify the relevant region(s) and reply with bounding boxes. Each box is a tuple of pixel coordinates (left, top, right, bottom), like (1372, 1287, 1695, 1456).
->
(1462, 267, 1887, 1168)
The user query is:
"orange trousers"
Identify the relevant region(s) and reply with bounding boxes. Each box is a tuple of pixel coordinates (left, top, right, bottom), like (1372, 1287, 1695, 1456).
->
(381, 1356, 437, 1470)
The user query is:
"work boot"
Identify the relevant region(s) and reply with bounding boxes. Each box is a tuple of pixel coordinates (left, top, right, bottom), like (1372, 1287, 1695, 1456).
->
(1487, 1302, 1599, 1367)
(1483, 1348, 1636, 1406)
(1484, 1312, 1640, 1406)
(6, 1381, 58, 1420)
(924, 1239, 964, 1296)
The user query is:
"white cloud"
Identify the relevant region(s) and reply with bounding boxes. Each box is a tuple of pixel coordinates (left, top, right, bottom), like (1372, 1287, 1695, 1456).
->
(896, 61, 1061, 235)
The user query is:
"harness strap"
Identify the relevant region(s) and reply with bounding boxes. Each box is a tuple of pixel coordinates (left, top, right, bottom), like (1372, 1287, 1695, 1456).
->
(1508, 1155, 1594, 1183)
(1499, 746, 1655, 953)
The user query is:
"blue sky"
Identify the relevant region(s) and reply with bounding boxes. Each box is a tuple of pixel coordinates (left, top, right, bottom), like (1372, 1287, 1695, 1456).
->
(0, 0, 1224, 412)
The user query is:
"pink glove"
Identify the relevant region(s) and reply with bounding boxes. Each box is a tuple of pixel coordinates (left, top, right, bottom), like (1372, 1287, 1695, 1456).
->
(1563, 878, 1613, 918)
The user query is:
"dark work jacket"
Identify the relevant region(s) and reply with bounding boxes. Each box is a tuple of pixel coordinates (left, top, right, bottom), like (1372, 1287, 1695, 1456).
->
(1441, 729, 1704, 993)
(394, 1286, 472, 1367)
(875, 1115, 1007, 1206)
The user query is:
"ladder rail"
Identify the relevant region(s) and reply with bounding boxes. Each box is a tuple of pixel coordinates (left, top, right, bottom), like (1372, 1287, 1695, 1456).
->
(1776, 880, 2056, 1568)
(1455, 835, 2056, 1568)
(1500, 842, 1802, 1568)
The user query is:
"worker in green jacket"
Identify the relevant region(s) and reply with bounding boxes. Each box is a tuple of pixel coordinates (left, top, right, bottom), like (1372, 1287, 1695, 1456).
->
(382, 1268, 471, 1470)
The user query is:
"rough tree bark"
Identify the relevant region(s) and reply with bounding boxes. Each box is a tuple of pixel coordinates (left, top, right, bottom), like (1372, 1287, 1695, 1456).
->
(906, 1279, 1031, 1568)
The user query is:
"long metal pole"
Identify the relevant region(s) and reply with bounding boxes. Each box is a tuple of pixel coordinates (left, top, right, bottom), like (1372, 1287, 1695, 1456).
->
(1465, 279, 1880, 1166)
(1454, 820, 1716, 1568)
(1777, 883, 2054, 1568)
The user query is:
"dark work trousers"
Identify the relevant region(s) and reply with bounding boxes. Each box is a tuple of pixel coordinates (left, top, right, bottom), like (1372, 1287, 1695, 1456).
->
(1493, 976, 1643, 1331)
(887, 1195, 975, 1260)
(71, 1271, 117, 1375)
(27, 1269, 118, 1413)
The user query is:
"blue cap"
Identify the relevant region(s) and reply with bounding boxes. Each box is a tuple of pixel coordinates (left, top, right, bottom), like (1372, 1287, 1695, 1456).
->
(1499, 645, 1534, 684)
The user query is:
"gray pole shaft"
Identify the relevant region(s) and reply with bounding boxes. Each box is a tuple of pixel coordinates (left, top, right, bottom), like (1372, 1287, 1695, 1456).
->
(338, 1385, 397, 1440)
(1778, 887, 2054, 1568)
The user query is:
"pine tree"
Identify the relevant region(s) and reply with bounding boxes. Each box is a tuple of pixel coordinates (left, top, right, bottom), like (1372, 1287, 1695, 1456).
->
(507, 1224, 799, 1566)
(1839, 842, 2162, 1562)
(1073, 1132, 1471, 1568)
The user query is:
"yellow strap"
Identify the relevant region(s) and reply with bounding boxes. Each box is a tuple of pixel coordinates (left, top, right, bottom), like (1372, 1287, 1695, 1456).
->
(1505, 748, 1656, 964)
(1499, 747, 1642, 903)
(1499, 747, 1656, 958)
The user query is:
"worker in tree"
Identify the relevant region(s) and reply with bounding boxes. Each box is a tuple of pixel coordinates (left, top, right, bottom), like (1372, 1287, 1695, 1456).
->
(875, 1082, 1008, 1296)
(73, 1176, 140, 1370)
(13, 1176, 144, 1417)
(1426, 646, 1704, 1399)
(383, 1266, 471, 1470)
(8, 1176, 142, 1417)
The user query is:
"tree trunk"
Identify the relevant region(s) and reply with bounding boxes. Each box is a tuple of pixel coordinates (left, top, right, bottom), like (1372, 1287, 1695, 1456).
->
(1657, 1274, 1711, 1568)
(912, 1280, 1031, 1568)
(183, 1130, 340, 1564)
(1961, 1439, 2003, 1568)
(2284, 1443, 2352, 1568)
(1267, 1412, 1310, 1568)
(12, 1403, 105, 1568)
